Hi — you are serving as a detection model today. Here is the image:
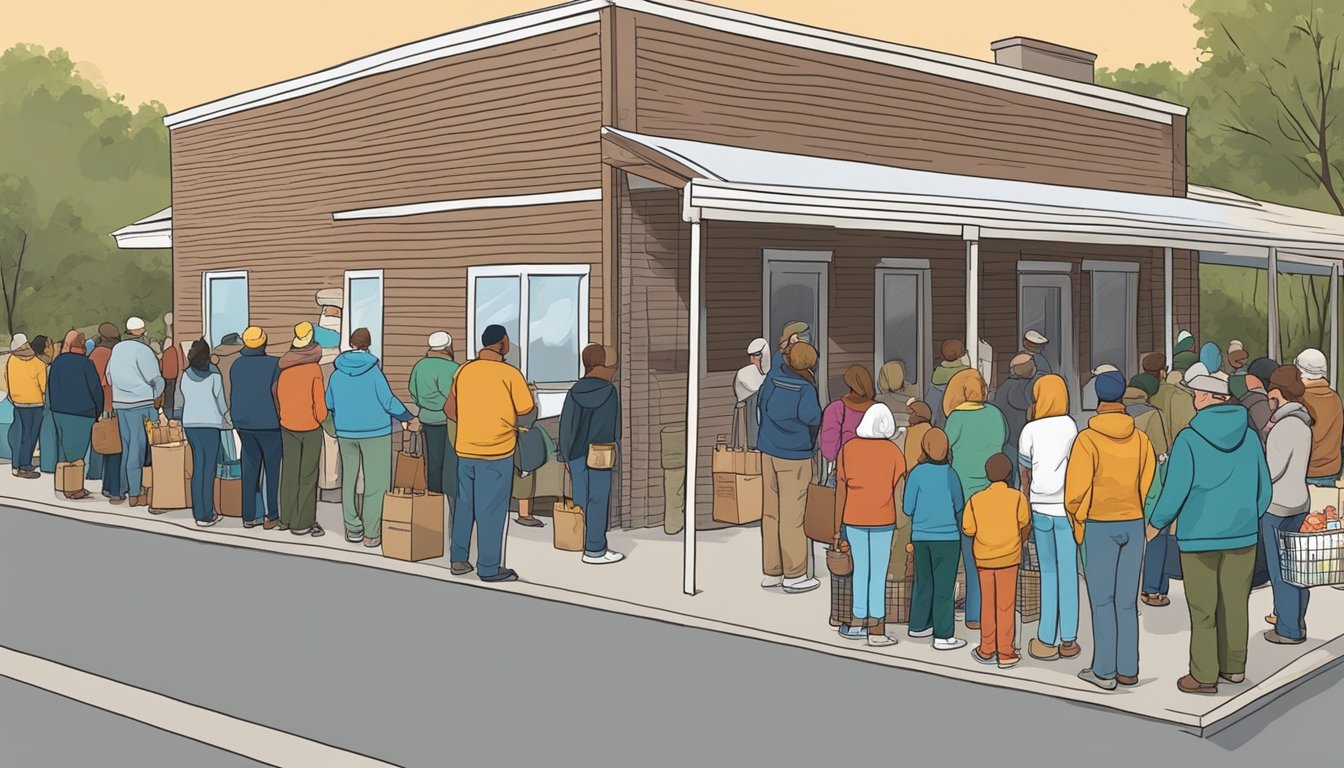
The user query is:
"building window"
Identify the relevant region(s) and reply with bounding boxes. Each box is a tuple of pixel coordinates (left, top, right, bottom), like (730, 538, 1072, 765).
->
(202, 270, 248, 348)
(1086, 262, 1139, 378)
(467, 265, 589, 383)
(343, 270, 385, 360)
(874, 260, 931, 396)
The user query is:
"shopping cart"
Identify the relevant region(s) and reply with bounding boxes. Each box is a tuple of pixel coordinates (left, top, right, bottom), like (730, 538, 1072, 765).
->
(1278, 529, 1344, 588)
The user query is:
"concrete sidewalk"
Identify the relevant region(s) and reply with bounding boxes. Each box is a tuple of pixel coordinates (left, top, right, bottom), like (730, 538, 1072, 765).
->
(5, 470, 1342, 734)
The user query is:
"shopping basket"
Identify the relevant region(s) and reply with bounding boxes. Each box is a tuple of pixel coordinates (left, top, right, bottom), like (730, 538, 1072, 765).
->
(1278, 529, 1344, 588)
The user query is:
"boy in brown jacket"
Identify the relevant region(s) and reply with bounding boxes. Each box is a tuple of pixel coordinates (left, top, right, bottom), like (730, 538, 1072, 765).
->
(962, 454, 1031, 669)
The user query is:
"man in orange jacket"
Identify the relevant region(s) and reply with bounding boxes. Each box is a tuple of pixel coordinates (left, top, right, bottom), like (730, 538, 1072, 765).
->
(277, 322, 329, 536)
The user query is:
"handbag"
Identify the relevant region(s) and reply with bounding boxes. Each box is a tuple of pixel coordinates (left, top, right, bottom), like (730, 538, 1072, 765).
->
(803, 460, 839, 544)
(586, 442, 616, 470)
(553, 467, 584, 551)
(393, 430, 428, 492)
(825, 542, 853, 576)
(91, 415, 121, 455)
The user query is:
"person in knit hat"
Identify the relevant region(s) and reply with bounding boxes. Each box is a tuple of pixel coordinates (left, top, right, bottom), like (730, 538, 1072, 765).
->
(232, 326, 283, 529)
(1171, 330, 1199, 375)
(1294, 348, 1343, 486)
(5, 333, 45, 478)
(1199, 343, 1229, 382)
(276, 322, 329, 536)
(408, 331, 461, 506)
(1226, 340, 1249, 373)
(105, 317, 164, 506)
(1233, 356, 1276, 442)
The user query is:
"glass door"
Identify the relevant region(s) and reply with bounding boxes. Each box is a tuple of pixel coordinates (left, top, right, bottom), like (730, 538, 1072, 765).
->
(875, 266, 931, 397)
(763, 250, 830, 403)
(1019, 271, 1076, 410)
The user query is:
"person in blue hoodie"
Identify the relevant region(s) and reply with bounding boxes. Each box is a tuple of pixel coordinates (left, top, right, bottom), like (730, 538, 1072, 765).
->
(1149, 364, 1272, 696)
(559, 344, 623, 565)
(325, 327, 416, 548)
(756, 340, 823, 594)
(231, 326, 283, 530)
(903, 427, 967, 650)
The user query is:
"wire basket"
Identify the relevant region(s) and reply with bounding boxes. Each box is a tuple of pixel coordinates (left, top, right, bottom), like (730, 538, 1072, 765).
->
(1279, 529, 1344, 588)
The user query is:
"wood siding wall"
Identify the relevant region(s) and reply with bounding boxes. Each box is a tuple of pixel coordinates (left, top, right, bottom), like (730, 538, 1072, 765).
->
(620, 9, 1179, 196)
(169, 23, 607, 401)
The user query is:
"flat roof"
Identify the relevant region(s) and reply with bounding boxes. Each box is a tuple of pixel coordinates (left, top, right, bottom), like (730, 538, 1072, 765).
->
(165, 0, 1186, 131)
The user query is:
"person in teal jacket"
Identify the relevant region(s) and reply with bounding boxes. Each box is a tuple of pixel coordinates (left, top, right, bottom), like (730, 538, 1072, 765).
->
(408, 331, 460, 499)
(903, 427, 967, 650)
(1149, 366, 1271, 696)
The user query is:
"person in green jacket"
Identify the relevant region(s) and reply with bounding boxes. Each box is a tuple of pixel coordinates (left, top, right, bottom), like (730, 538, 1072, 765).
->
(943, 367, 1009, 631)
(1149, 365, 1271, 696)
(408, 332, 460, 498)
(924, 339, 969, 430)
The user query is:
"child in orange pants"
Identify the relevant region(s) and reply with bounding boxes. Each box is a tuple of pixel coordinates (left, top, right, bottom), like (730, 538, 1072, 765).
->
(962, 453, 1031, 669)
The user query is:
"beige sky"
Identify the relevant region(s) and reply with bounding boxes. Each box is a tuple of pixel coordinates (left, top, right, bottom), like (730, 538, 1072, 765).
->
(8, 1, 1202, 111)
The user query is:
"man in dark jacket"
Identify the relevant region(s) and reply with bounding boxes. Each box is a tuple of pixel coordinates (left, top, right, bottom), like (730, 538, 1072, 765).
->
(994, 353, 1035, 447)
(232, 326, 283, 529)
(560, 344, 623, 565)
(1239, 356, 1278, 442)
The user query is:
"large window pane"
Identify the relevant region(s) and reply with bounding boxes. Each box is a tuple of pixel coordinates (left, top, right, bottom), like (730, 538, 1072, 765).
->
(1021, 285, 1063, 373)
(1200, 264, 1268, 364)
(348, 276, 384, 360)
(207, 275, 248, 348)
(528, 275, 582, 382)
(880, 271, 922, 390)
(474, 275, 521, 369)
(1090, 271, 1135, 376)
(1278, 271, 1332, 365)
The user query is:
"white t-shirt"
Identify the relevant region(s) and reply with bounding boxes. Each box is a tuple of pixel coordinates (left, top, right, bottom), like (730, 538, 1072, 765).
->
(734, 365, 766, 403)
(1018, 415, 1079, 516)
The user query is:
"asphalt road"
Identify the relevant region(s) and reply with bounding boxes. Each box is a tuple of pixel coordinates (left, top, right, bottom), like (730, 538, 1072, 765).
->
(0, 506, 1340, 767)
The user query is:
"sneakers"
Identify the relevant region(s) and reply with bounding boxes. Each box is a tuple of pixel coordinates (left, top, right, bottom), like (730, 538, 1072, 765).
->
(1059, 640, 1081, 658)
(290, 527, 312, 536)
(1028, 639, 1059, 661)
(195, 515, 221, 528)
(108, 496, 126, 505)
(480, 568, 519, 583)
(310, 524, 325, 538)
(907, 627, 933, 638)
(582, 550, 626, 565)
(1176, 674, 1218, 695)
(12, 469, 39, 479)
(450, 562, 474, 576)
(867, 634, 897, 647)
(1219, 672, 1245, 684)
(345, 530, 363, 543)
(1264, 630, 1305, 645)
(933, 637, 967, 651)
(971, 649, 997, 665)
(781, 576, 821, 594)
(839, 625, 867, 640)
(244, 519, 264, 529)
(997, 655, 1020, 670)
(264, 519, 281, 530)
(761, 575, 784, 589)
(363, 536, 381, 548)
(1078, 669, 1118, 691)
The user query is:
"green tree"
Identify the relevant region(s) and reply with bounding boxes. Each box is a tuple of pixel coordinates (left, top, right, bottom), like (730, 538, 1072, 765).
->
(0, 44, 170, 342)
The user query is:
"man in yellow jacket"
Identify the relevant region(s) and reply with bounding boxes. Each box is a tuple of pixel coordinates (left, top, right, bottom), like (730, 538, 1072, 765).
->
(6, 334, 47, 478)
(1065, 370, 1156, 692)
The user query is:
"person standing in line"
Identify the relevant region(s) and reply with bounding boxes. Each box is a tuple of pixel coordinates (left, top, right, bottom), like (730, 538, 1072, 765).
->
(6, 334, 45, 479)
(925, 339, 969, 430)
(445, 324, 533, 582)
(1019, 374, 1082, 662)
(46, 331, 102, 500)
(179, 340, 229, 527)
(1294, 349, 1343, 487)
(408, 331, 460, 503)
(756, 341, 823, 594)
(231, 326, 284, 530)
(105, 317, 164, 507)
(1065, 370, 1156, 691)
(963, 454, 1031, 669)
(943, 368, 1008, 631)
(1022, 330, 1051, 377)
(277, 323, 329, 537)
(1260, 365, 1314, 645)
(1234, 357, 1278, 442)
(833, 403, 906, 647)
(1149, 365, 1271, 696)
(875, 361, 921, 428)
(87, 323, 123, 502)
(904, 428, 967, 651)
(31, 335, 58, 475)
(1149, 352, 1196, 442)
(1171, 330, 1198, 374)
(1226, 340, 1249, 376)
(994, 353, 1036, 450)
(313, 288, 344, 501)
(733, 338, 769, 450)
(327, 327, 417, 550)
(1124, 373, 1176, 608)
(559, 344, 624, 565)
(820, 365, 876, 467)
(903, 400, 934, 467)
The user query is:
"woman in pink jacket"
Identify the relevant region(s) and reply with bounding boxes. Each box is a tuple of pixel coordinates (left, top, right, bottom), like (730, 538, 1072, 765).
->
(821, 366, 876, 464)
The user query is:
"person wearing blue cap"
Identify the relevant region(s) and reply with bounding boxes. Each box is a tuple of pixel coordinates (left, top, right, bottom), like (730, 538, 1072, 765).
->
(1065, 369, 1157, 691)
(445, 324, 535, 582)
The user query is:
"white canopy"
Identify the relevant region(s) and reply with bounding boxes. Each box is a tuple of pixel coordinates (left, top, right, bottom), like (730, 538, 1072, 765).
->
(111, 207, 172, 250)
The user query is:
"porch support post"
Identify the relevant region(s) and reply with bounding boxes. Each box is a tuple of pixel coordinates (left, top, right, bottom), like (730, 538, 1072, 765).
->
(1267, 247, 1280, 361)
(683, 216, 702, 597)
(1163, 247, 1174, 362)
(1332, 261, 1340, 389)
(963, 226, 980, 370)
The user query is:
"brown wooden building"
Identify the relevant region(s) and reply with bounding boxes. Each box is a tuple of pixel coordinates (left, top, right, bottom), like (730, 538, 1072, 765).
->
(115, 0, 1344, 590)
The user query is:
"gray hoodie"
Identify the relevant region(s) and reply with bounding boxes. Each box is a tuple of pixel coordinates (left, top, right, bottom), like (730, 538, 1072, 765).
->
(1265, 401, 1314, 516)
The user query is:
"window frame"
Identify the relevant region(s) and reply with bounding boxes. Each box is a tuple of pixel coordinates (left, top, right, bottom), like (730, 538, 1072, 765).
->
(873, 258, 932, 398)
(1084, 260, 1140, 379)
(201, 270, 249, 349)
(342, 269, 385, 360)
(466, 264, 591, 384)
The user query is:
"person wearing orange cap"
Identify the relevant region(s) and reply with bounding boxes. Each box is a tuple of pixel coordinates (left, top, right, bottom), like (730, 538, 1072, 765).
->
(277, 322, 328, 536)
(232, 326, 283, 529)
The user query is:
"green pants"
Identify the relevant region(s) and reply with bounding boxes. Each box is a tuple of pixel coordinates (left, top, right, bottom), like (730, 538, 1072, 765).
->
(338, 435, 392, 540)
(280, 428, 323, 531)
(910, 540, 960, 639)
(1181, 545, 1256, 686)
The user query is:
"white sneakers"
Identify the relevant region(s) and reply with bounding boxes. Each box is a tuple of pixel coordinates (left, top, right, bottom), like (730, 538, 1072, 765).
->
(907, 627, 933, 638)
(761, 575, 784, 589)
(933, 637, 968, 651)
(867, 634, 897, 647)
(781, 576, 820, 594)
(582, 550, 626, 565)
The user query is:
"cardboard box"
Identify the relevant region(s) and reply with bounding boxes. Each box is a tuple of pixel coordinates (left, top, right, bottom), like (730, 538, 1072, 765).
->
(213, 477, 242, 518)
(55, 460, 85, 493)
(712, 472, 762, 525)
(149, 422, 185, 447)
(381, 491, 444, 562)
(552, 498, 584, 551)
(148, 442, 191, 511)
(712, 442, 762, 476)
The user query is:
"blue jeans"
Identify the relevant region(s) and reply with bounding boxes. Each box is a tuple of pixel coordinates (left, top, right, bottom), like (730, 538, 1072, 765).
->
(1033, 512, 1079, 645)
(101, 452, 123, 498)
(39, 401, 56, 473)
(185, 428, 222, 522)
(115, 405, 156, 496)
(239, 429, 282, 523)
(1143, 525, 1173, 595)
(1083, 519, 1144, 680)
(51, 413, 94, 464)
(568, 459, 613, 556)
(86, 447, 103, 480)
(451, 457, 513, 578)
(1307, 475, 1339, 487)
(1262, 512, 1310, 639)
(846, 525, 895, 621)
(10, 405, 43, 471)
(960, 531, 980, 621)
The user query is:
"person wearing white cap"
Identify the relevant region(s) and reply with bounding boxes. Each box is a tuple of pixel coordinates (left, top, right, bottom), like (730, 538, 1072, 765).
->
(408, 331, 462, 507)
(1294, 348, 1343, 486)
(1023, 330, 1052, 377)
(733, 338, 769, 450)
(105, 316, 165, 507)
(5, 332, 45, 478)
(1079, 363, 1120, 418)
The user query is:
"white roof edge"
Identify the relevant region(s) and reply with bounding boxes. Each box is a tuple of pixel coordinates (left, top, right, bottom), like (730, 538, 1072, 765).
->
(166, 0, 1186, 132)
(111, 207, 173, 250)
